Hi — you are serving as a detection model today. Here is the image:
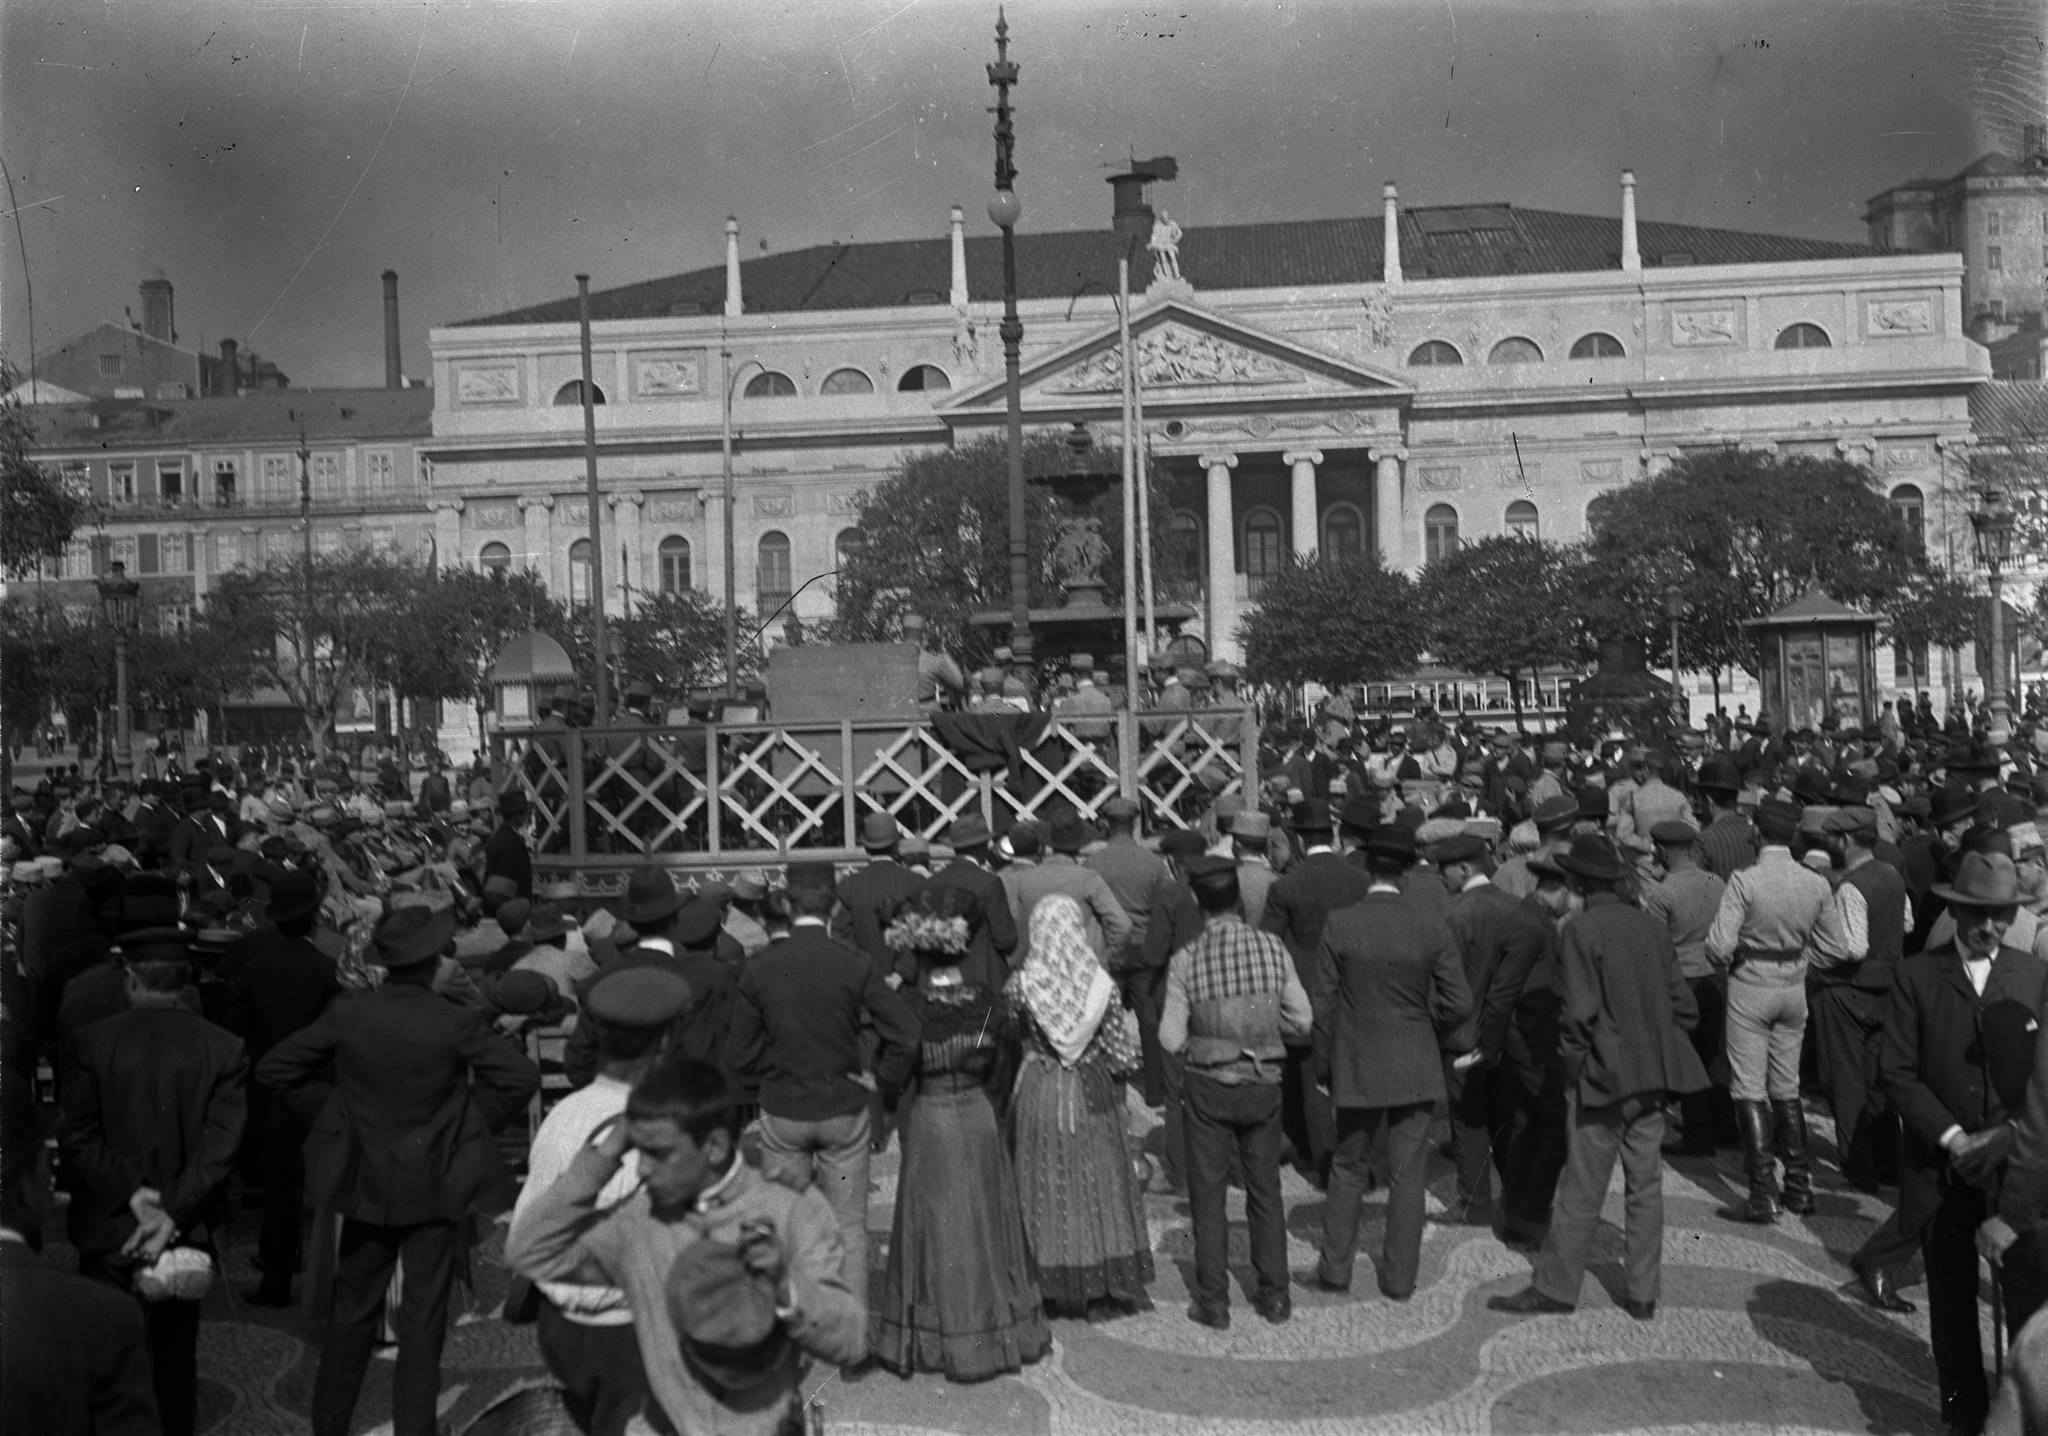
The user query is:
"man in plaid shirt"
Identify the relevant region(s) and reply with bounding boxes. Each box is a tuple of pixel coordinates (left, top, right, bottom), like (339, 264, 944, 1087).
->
(1160, 855, 1314, 1331)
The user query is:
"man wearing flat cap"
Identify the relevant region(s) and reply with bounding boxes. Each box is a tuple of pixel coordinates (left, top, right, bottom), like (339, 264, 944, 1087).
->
(1260, 799, 1372, 1188)
(1495, 794, 1580, 901)
(728, 862, 919, 1317)
(258, 904, 540, 1436)
(513, 967, 694, 1436)
(1881, 851, 2048, 1435)
(1309, 824, 1474, 1300)
(507, 1057, 866, 1436)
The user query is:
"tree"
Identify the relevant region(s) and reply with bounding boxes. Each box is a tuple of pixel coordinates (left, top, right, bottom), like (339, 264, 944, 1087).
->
(615, 588, 758, 706)
(1889, 563, 1981, 693)
(199, 550, 428, 757)
(0, 365, 92, 580)
(380, 567, 559, 736)
(1582, 449, 1927, 676)
(1239, 554, 1425, 688)
(1419, 536, 1592, 729)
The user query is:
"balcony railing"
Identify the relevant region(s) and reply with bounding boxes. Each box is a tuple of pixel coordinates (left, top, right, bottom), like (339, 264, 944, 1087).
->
(492, 709, 1259, 890)
(99, 488, 427, 519)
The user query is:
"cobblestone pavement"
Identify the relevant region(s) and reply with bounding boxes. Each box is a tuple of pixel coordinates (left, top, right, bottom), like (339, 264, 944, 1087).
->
(155, 1104, 1954, 1435)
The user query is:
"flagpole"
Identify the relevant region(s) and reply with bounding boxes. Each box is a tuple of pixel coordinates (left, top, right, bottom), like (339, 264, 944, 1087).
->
(1132, 311, 1156, 658)
(1118, 259, 1139, 784)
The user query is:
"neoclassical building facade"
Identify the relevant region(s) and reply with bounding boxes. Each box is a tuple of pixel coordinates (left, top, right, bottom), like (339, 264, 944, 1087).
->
(425, 171, 1987, 684)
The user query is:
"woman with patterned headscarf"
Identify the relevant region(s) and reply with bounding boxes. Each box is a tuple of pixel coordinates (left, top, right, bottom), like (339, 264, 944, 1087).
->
(1004, 894, 1154, 1321)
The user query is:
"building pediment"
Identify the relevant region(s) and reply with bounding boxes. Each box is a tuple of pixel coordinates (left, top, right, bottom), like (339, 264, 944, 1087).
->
(942, 299, 1410, 418)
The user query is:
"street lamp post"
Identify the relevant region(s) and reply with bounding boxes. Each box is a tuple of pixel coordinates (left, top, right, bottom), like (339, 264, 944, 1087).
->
(1971, 483, 2017, 744)
(720, 342, 767, 702)
(94, 550, 141, 782)
(1664, 583, 1684, 724)
(988, 8, 1033, 686)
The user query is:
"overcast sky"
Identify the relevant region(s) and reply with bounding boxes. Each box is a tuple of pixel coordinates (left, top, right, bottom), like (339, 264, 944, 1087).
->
(1, 0, 2022, 390)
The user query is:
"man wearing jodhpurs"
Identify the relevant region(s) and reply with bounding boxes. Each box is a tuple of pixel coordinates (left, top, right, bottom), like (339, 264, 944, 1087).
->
(1159, 856, 1314, 1329)
(1705, 796, 1835, 1223)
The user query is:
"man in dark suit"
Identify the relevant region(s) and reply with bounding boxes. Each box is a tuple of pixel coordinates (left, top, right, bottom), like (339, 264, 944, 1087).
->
(131, 778, 178, 870)
(564, 871, 736, 1090)
(918, 814, 1016, 990)
(1879, 850, 2047, 1436)
(1308, 826, 1473, 1301)
(1490, 835, 1707, 1323)
(1261, 799, 1372, 1187)
(0, 1163, 161, 1436)
(833, 811, 925, 983)
(1432, 832, 1548, 1227)
(222, 868, 340, 1307)
(59, 926, 249, 1436)
(258, 905, 540, 1436)
(482, 787, 536, 902)
(728, 861, 919, 1316)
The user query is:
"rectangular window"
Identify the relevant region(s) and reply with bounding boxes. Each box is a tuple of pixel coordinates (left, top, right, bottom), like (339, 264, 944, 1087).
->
(159, 532, 191, 574)
(98, 353, 122, 377)
(315, 528, 342, 556)
(158, 602, 192, 636)
(370, 528, 394, 554)
(261, 454, 293, 498)
(311, 452, 341, 497)
(211, 460, 237, 508)
(265, 530, 291, 562)
(1989, 210, 2003, 237)
(216, 532, 241, 570)
(110, 535, 137, 572)
(157, 458, 184, 504)
(138, 533, 160, 574)
(109, 461, 137, 504)
(1990, 245, 2004, 272)
(59, 461, 90, 500)
(364, 451, 395, 492)
(63, 539, 93, 579)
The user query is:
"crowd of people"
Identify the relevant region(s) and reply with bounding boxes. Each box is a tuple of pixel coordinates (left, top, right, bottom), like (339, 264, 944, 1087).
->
(8, 689, 2048, 1435)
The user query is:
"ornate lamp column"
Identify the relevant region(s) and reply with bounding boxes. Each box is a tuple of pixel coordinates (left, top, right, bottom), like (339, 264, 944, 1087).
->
(987, 9, 1032, 682)
(1971, 483, 2017, 744)
(94, 552, 141, 781)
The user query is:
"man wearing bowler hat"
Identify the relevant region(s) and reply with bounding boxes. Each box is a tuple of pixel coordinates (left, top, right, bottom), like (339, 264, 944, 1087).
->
(1880, 850, 2048, 1435)
(727, 862, 918, 1317)
(832, 812, 926, 984)
(512, 966, 693, 1436)
(483, 786, 535, 903)
(919, 814, 1017, 989)
(507, 1057, 866, 1436)
(1003, 810, 1130, 963)
(1261, 798, 1372, 1188)
(1693, 756, 1759, 880)
(566, 870, 735, 1091)
(222, 869, 341, 1307)
(258, 904, 539, 1436)
(1490, 834, 1706, 1323)
(1495, 794, 1580, 901)
(1307, 824, 1473, 1300)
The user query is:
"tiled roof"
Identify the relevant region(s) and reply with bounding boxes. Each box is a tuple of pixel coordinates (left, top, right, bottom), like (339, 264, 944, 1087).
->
(27, 388, 435, 450)
(457, 205, 1876, 327)
(1971, 380, 2048, 442)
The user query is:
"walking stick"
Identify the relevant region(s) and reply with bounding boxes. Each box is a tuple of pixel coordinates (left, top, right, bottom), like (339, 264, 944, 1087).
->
(1986, 1251, 2006, 1380)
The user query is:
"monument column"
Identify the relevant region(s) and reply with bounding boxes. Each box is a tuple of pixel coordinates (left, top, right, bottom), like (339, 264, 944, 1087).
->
(1202, 452, 1239, 661)
(1370, 445, 1406, 568)
(1284, 449, 1322, 558)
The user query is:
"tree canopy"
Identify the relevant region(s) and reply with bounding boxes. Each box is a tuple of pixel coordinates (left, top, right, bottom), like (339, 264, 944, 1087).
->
(1, 366, 91, 580)
(1419, 535, 1591, 727)
(1239, 554, 1425, 688)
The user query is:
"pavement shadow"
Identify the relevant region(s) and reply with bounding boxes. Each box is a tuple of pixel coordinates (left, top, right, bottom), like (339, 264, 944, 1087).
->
(1744, 1277, 1942, 1435)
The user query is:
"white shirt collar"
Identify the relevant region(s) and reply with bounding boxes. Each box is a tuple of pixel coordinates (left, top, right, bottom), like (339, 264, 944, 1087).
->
(637, 936, 675, 955)
(791, 916, 828, 929)
(695, 1156, 745, 1212)
(1461, 873, 1491, 892)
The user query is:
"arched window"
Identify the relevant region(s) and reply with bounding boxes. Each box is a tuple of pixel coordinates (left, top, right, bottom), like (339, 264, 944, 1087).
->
(478, 541, 512, 576)
(1243, 508, 1284, 595)
(1407, 340, 1463, 367)
(1775, 322, 1832, 350)
(1424, 504, 1461, 565)
(1322, 503, 1365, 562)
(743, 371, 797, 399)
(1585, 491, 1619, 537)
(757, 530, 792, 614)
(568, 538, 593, 607)
(1505, 500, 1539, 540)
(897, 364, 951, 392)
(1488, 336, 1544, 364)
(553, 380, 606, 406)
(820, 367, 874, 396)
(1165, 509, 1203, 591)
(1890, 483, 1925, 553)
(658, 535, 692, 594)
(1569, 332, 1626, 359)
(834, 527, 865, 571)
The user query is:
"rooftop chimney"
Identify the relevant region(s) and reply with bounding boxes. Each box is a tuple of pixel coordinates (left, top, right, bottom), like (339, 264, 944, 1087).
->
(382, 270, 402, 390)
(724, 217, 744, 318)
(949, 206, 969, 307)
(1620, 170, 1641, 273)
(1382, 183, 1402, 284)
(219, 339, 240, 396)
(139, 276, 174, 343)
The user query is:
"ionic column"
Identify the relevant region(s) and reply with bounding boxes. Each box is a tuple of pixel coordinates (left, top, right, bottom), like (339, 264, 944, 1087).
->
(1202, 453, 1239, 660)
(1370, 446, 1406, 568)
(518, 494, 555, 587)
(608, 490, 645, 605)
(1284, 449, 1322, 558)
